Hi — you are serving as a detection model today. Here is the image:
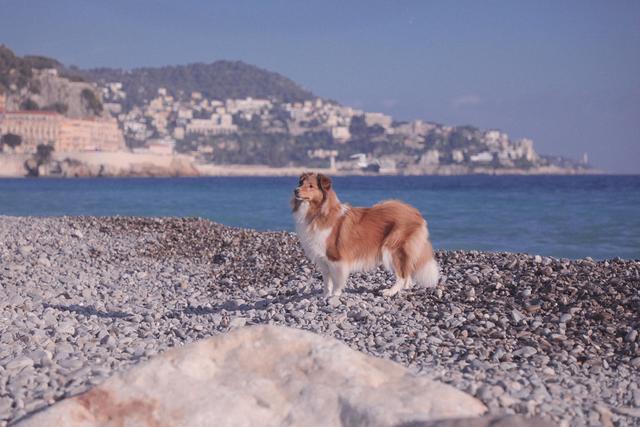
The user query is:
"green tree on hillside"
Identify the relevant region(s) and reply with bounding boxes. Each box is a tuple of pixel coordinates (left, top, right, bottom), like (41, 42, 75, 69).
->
(1, 133, 22, 151)
(81, 89, 103, 115)
(44, 102, 68, 114)
(21, 98, 39, 111)
(35, 144, 54, 164)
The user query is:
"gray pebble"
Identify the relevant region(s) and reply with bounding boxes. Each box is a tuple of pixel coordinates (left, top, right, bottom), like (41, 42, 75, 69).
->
(328, 296, 341, 308)
(513, 346, 537, 358)
(0, 216, 637, 427)
(5, 357, 33, 372)
(57, 322, 76, 336)
(559, 313, 572, 323)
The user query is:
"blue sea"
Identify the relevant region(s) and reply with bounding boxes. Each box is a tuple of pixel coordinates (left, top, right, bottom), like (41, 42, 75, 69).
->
(0, 175, 638, 260)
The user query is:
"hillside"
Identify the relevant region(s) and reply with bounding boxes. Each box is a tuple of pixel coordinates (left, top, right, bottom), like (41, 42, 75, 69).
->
(0, 45, 103, 118)
(0, 45, 62, 92)
(82, 61, 315, 107)
(1, 44, 593, 174)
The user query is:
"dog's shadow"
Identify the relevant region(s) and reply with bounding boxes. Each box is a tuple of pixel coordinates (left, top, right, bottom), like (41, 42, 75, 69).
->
(179, 284, 387, 317)
(44, 303, 132, 319)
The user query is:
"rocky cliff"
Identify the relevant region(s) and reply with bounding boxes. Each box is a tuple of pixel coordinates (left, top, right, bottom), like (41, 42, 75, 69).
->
(0, 45, 104, 118)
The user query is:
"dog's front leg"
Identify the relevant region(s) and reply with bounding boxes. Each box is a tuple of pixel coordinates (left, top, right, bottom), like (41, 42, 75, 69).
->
(329, 263, 348, 297)
(317, 262, 333, 297)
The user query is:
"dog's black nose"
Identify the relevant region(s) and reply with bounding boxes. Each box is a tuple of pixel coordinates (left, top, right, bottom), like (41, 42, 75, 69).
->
(294, 188, 300, 196)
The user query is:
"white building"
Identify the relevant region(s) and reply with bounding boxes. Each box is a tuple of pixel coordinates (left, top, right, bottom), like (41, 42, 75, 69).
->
(331, 126, 351, 142)
(364, 112, 393, 129)
(470, 152, 493, 163)
(186, 113, 237, 135)
(178, 109, 193, 120)
(226, 98, 272, 115)
(452, 150, 465, 163)
(419, 150, 440, 166)
(173, 127, 185, 140)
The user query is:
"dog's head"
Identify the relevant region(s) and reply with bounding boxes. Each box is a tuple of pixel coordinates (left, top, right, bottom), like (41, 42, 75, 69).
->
(291, 172, 332, 211)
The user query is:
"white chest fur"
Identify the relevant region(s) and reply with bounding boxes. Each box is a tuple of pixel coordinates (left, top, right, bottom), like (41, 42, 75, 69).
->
(293, 202, 331, 264)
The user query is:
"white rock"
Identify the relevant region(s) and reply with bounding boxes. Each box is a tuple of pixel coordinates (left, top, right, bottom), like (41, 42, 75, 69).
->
(228, 317, 247, 329)
(15, 325, 486, 427)
(58, 322, 76, 336)
(37, 257, 51, 267)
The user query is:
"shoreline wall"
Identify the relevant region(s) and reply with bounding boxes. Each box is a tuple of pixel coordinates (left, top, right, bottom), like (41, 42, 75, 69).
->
(0, 153, 30, 177)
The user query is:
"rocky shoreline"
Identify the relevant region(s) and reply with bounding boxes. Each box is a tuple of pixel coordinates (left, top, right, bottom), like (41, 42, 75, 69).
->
(0, 216, 638, 426)
(0, 153, 598, 178)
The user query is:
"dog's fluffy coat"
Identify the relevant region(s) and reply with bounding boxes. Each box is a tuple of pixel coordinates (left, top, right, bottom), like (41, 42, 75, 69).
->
(292, 172, 439, 297)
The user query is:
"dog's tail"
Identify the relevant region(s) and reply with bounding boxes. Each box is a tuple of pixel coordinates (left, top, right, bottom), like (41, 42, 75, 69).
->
(409, 223, 440, 288)
(412, 257, 440, 288)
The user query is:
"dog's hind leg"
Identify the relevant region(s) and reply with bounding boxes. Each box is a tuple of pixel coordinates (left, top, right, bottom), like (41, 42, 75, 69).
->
(382, 276, 410, 297)
(382, 246, 411, 297)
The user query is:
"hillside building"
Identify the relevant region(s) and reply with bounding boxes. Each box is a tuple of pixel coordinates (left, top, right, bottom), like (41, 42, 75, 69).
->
(331, 126, 351, 142)
(186, 113, 237, 135)
(0, 110, 125, 153)
(364, 112, 393, 129)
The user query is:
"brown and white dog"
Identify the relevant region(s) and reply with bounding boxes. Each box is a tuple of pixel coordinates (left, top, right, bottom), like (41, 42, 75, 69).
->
(292, 172, 439, 297)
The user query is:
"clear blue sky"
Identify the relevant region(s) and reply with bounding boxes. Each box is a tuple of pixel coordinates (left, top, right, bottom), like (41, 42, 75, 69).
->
(1, 0, 639, 173)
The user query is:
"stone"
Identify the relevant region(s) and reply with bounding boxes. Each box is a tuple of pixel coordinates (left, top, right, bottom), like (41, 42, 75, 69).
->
(594, 404, 614, 427)
(228, 317, 247, 329)
(57, 358, 84, 371)
(5, 356, 34, 372)
(511, 309, 526, 323)
(559, 314, 572, 323)
(15, 326, 486, 427)
(414, 415, 557, 426)
(18, 245, 33, 256)
(37, 257, 51, 267)
(625, 329, 637, 343)
(513, 346, 537, 358)
(328, 296, 341, 308)
(611, 406, 640, 418)
(467, 275, 480, 285)
(58, 322, 76, 336)
(2, 216, 640, 427)
(0, 396, 13, 415)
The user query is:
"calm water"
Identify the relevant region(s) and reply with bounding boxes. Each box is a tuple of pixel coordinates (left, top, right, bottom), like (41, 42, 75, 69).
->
(1, 175, 638, 260)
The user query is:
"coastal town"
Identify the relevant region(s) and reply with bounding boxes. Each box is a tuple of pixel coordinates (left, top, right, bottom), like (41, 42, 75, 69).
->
(0, 52, 593, 177)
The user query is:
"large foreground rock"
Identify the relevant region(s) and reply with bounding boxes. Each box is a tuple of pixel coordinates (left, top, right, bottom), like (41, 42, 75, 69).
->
(16, 325, 488, 427)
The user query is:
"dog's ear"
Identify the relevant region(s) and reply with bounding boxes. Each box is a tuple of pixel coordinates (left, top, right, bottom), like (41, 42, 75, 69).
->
(298, 172, 309, 186)
(317, 174, 332, 192)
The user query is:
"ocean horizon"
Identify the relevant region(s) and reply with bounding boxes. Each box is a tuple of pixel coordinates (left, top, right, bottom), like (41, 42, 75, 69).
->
(1, 174, 638, 260)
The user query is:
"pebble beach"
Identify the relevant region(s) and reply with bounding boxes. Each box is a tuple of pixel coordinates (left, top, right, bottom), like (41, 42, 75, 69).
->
(0, 216, 638, 426)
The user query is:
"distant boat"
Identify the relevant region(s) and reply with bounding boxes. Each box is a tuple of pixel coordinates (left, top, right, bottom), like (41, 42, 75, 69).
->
(350, 153, 380, 172)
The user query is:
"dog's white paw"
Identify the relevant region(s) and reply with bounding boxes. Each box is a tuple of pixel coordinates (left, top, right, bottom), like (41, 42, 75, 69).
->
(382, 288, 399, 297)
